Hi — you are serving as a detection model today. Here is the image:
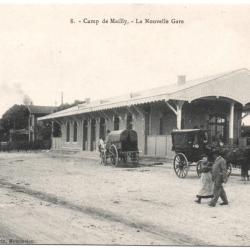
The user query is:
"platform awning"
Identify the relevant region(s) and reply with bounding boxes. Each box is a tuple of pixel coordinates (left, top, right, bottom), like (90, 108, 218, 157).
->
(38, 68, 250, 121)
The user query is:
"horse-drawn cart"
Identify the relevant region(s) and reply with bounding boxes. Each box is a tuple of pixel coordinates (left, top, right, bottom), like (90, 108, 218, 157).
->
(171, 129, 236, 178)
(100, 129, 139, 167)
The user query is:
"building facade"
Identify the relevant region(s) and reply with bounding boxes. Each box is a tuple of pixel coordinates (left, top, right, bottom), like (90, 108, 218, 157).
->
(27, 105, 57, 142)
(39, 69, 250, 158)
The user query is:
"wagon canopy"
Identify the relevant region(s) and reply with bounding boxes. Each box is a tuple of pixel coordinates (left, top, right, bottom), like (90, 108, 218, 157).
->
(171, 129, 208, 147)
(108, 129, 138, 143)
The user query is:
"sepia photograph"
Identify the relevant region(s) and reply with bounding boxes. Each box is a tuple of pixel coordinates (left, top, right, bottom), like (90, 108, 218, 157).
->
(0, 2, 250, 246)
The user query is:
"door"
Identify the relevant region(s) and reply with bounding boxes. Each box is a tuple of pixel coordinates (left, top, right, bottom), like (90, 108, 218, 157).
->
(208, 115, 227, 144)
(83, 120, 88, 150)
(91, 119, 96, 151)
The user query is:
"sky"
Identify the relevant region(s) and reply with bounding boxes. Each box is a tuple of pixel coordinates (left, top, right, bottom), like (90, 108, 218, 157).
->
(0, 4, 250, 120)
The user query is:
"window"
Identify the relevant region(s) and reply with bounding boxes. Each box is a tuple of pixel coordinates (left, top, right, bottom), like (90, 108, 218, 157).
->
(114, 116, 120, 130)
(126, 114, 133, 130)
(208, 115, 227, 143)
(73, 121, 78, 142)
(66, 122, 70, 142)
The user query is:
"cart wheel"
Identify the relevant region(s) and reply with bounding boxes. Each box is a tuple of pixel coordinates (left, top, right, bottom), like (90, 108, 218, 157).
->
(196, 160, 202, 178)
(100, 151, 107, 166)
(110, 144, 118, 167)
(226, 162, 232, 177)
(173, 153, 189, 178)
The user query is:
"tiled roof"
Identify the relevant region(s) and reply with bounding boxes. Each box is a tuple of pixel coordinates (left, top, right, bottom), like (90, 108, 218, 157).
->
(38, 68, 250, 121)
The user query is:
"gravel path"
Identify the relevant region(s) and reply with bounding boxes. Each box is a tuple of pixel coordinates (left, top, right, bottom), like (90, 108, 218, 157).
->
(0, 151, 249, 246)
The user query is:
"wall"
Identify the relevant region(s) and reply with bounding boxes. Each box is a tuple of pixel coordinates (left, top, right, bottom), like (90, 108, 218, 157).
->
(61, 120, 82, 151)
(56, 99, 242, 156)
(146, 99, 242, 157)
(149, 103, 177, 136)
(58, 108, 146, 154)
(133, 111, 146, 155)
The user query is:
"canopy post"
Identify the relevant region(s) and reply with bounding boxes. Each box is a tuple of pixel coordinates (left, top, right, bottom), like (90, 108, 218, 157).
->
(165, 101, 177, 115)
(229, 102, 235, 144)
(51, 121, 54, 141)
(165, 100, 184, 130)
(87, 118, 91, 151)
(95, 117, 100, 151)
(176, 101, 184, 130)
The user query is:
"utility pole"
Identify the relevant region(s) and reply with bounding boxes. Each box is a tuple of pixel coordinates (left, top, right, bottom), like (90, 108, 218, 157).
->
(61, 92, 64, 105)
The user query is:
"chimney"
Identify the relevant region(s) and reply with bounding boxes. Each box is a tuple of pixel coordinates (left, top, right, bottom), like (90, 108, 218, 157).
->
(85, 98, 90, 104)
(177, 75, 186, 85)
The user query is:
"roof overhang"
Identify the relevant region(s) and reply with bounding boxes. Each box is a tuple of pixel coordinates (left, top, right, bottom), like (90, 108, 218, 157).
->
(38, 68, 250, 121)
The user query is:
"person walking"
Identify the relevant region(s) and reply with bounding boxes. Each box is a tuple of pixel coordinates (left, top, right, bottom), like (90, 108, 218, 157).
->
(209, 151, 229, 207)
(241, 148, 250, 181)
(195, 154, 214, 204)
(241, 162, 250, 181)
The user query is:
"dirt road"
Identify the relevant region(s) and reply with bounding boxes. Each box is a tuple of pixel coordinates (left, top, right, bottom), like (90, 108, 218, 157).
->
(0, 152, 249, 245)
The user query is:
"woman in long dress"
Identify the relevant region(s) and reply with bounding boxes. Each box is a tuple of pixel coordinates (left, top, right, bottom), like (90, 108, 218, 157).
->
(195, 155, 214, 203)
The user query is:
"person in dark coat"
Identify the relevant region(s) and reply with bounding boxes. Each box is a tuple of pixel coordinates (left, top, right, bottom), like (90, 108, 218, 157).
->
(241, 148, 250, 181)
(241, 160, 249, 181)
(209, 151, 229, 207)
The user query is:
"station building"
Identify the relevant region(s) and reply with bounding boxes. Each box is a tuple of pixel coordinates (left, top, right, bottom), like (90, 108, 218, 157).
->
(38, 68, 250, 158)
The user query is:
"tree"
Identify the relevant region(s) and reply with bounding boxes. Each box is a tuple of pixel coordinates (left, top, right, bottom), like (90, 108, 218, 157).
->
(0, 105, 29, 139)
(36, 121, 52, 140)
(1, 105, 29, 130)
(57, 99, 85, 111)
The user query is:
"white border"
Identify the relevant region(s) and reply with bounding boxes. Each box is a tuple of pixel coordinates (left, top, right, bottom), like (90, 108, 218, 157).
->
(0, 0, 249, 4)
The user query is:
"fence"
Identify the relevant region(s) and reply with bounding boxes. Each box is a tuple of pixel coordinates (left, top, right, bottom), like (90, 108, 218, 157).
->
(146, 135, 175, 159)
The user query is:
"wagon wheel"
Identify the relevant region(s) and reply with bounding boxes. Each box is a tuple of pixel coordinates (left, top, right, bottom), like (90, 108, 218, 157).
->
(100, 151, 107, 166)
(196, 160, 202, 178)
(109, 144, 118, 167)
(173, 153, 189, 178)
(226, 162, 232, 177)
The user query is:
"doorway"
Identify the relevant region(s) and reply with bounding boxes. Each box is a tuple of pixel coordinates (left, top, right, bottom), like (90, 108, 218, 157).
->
(208, 115, 227, 144)
(82, 120, 88, 150)
(91, 119, 96, 151)
(100, 117, 106, 140)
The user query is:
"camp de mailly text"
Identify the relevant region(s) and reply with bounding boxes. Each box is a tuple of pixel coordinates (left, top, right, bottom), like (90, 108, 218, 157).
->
(70, 18, 184, 25)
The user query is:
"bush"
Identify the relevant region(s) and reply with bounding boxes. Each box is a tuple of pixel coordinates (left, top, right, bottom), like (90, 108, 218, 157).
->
(0, 140, 51, 152)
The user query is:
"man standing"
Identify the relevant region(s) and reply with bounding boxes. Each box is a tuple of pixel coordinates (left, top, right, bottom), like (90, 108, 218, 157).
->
(209, 150, 229, 207)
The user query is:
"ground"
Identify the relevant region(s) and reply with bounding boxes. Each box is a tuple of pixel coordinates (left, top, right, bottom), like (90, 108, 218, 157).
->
(0, 151, 249, 246)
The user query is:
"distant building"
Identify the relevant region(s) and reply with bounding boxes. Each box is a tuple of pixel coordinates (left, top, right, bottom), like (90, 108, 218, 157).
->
(38, 68, 250, 158)
(7, 105, 57, 142)
(27, 105, 57, 142)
